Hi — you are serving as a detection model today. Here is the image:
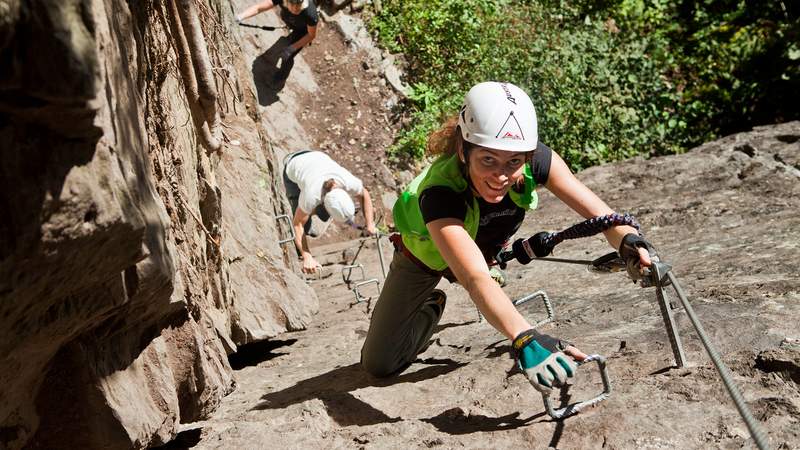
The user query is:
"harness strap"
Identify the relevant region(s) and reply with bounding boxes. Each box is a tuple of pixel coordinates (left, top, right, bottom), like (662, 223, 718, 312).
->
(390, 234, 505, 283)
(389, 234, 457, 282)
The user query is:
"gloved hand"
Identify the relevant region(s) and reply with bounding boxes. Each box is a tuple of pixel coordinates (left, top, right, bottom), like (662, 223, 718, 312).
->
(510, 231, 555, 265)
(281, 45, 297, 61)
(512, 329, 577, 393)
(618, 233, 656, 282)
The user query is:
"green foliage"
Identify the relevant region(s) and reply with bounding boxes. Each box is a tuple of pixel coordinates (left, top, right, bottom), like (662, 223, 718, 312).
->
(369, 0, 800, 170)
(614, 0, 800, 144)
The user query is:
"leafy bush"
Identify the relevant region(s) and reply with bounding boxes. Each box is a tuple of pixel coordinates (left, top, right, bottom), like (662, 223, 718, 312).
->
(369, 0, 800, 170)
(618, 0, 800, 142)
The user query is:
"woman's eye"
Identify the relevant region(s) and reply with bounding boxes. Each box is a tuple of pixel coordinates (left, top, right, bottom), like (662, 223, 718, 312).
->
(482, 157, 494, 165)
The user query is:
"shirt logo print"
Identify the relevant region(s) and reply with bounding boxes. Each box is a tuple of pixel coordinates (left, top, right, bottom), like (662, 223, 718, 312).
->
(479, 209, 517, 226)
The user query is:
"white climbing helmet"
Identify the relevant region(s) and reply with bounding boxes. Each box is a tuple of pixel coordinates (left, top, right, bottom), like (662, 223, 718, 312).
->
(457, 81, 538, 152)
(323, 188, 355, 223)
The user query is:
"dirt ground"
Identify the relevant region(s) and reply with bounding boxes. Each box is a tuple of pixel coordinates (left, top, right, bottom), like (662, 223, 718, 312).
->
(180, 7, 800, 449)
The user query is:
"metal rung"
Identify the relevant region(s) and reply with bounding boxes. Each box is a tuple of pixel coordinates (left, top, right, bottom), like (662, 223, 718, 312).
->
(276, 214, 295, 245)
(341, 264, 366, 284)
(542, 354, 612, 420)
(477, 290, 555, 325)
(650, 261, 688, 368)
(514, 290, 555, 329)
(352, 278, 380, 304)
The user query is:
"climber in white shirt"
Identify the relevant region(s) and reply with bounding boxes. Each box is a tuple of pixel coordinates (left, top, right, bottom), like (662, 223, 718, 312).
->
(283, 150, 377, 274)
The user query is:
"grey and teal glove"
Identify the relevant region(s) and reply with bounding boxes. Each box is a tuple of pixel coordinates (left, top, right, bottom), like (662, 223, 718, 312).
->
(512, 329, 577, 393)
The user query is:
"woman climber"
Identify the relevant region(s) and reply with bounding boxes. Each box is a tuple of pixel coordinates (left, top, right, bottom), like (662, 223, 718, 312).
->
(360, 81, 655, 393)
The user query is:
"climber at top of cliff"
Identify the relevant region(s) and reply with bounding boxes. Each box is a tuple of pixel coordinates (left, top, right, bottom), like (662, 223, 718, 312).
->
(236, 0, 318, 82)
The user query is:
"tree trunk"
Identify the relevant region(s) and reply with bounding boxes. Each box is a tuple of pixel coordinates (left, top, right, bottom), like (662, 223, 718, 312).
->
(167, 0, 220, 152)
(176, 0, 221, 149)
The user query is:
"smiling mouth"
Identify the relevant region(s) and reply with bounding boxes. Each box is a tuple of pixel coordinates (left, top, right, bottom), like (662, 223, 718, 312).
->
(486, 182, 506, 192)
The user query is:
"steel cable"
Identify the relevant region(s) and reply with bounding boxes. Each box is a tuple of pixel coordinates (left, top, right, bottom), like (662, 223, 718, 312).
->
(667, 272, 770, 450)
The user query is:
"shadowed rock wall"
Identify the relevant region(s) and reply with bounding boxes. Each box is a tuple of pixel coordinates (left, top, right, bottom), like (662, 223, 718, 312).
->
(0, 0, 316, 448)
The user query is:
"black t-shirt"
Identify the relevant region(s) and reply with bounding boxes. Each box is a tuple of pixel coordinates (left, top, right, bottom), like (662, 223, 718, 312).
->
(419, 143, 553, 259)
(274, 0, 319, 31)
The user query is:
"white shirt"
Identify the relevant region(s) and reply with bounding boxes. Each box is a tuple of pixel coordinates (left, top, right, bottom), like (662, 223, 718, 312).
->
(285, 151, 363, 214)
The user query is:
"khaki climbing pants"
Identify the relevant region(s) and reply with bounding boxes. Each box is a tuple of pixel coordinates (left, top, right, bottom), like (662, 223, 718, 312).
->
(360, 250, 443, 377)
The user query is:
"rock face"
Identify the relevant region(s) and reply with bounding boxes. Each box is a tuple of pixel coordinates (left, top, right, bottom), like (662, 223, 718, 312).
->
(0, 1, 315, 448)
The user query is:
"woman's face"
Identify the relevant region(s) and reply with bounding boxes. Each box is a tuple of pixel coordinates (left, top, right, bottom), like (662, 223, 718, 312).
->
(463, 146, 527, 203)
(286, 2, 303, 14)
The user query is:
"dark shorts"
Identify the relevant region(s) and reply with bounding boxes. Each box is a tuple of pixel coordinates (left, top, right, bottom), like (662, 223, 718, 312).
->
(287, 28, 308, 45)
(283, 151, 329, 236)
(274, 29, 309, 80)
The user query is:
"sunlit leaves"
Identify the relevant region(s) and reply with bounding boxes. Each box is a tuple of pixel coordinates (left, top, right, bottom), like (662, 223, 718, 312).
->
(368, 0, 799, 169)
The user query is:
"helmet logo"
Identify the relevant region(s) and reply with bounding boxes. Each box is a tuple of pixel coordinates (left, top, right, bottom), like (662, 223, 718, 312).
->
(495, 111, 525, 140)
(500, 83, 517, 105)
